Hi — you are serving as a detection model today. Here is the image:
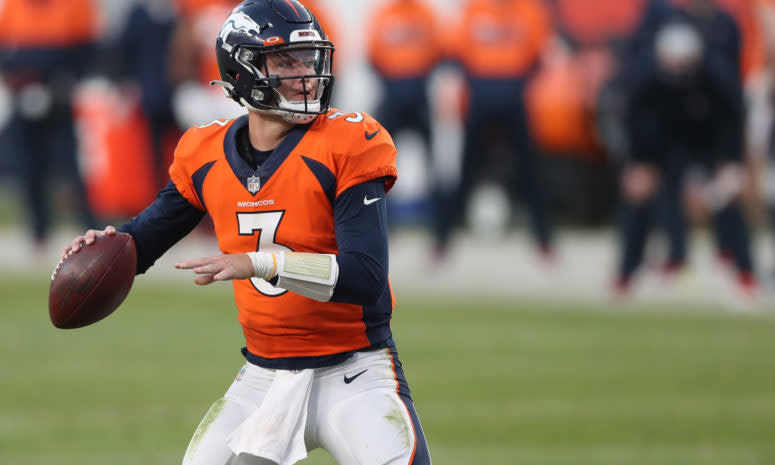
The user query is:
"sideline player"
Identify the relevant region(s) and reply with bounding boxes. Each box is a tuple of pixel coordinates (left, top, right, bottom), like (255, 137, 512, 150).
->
(366, 0, 443, 232)
(0, 0, 99, 247)
(441, 0, 555, 261)
(60, 1, 432, 464)
(614, 0, 758, 298)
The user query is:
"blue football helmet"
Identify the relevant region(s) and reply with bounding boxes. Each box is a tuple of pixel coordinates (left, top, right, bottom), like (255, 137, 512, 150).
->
(213, 0, 335, 123)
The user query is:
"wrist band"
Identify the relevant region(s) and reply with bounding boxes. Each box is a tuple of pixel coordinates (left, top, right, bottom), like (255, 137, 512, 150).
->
(246, 252, 276, 279)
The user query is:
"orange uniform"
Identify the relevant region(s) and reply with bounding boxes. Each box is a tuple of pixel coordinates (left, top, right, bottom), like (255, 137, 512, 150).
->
(169, 110, 397, 360)
(526, 0, 646, 157)
(175, 0, 234, 85)
(0, 0, 98, 48)
(454, 0, 551, 78)
(553, 0, 645, 46)
(366, 0, 442, 79)
(436, 0, 555, 258)
(88, 3, 432, 463)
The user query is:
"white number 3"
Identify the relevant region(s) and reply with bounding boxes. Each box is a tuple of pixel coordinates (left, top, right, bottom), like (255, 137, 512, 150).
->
(237, 211, 292, 296)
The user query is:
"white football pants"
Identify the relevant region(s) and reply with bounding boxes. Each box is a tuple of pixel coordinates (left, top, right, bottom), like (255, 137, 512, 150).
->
(182, 348, 428, 465)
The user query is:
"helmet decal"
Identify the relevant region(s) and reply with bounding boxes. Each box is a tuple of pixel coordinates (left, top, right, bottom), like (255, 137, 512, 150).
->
(219, 12, 265, 52)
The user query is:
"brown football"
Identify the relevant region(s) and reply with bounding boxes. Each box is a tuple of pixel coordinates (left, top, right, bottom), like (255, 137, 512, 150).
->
(49, 232, 137, 329)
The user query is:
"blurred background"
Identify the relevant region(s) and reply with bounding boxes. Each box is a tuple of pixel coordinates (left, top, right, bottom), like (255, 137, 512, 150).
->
(2, 0, 775, 464)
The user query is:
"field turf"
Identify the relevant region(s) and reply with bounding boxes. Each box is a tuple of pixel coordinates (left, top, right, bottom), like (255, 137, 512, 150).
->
(2, 271, 775, 465)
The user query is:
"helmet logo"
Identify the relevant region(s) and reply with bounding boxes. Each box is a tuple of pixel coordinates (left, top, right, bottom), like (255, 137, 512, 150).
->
(247, 175, 261, 194)
(219, 12, 264, 52)
(264, 36, 284, 45)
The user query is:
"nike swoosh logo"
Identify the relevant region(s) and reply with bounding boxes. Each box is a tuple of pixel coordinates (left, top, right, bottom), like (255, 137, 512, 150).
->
(363, 195, 381, 206)
(344, 369, 367, 384)
(365, 129, 381, 140)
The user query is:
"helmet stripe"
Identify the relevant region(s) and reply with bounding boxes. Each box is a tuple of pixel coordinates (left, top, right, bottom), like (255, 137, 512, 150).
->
(283, 0, 301, 18)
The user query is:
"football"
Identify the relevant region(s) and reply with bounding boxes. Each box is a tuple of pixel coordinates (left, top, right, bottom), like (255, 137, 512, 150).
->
(49, 232, 137, 329)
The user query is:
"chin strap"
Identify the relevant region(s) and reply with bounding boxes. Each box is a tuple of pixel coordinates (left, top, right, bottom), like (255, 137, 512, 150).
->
(210, 81, 320, 124)
(280, 111, 317, 124)
(210, 79, 319, 124)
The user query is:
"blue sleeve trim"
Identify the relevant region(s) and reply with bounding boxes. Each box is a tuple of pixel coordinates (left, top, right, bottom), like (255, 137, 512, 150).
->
(192, 161, 216, 210)
(118, 181, 205, 274)
(301, 156, 336, 206)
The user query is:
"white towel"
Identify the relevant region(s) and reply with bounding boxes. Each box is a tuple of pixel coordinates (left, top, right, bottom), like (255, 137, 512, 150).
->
(227, 369, 314, 465)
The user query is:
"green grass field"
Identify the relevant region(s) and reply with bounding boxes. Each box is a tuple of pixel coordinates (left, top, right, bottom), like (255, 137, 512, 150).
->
(2, 271, 775, 465)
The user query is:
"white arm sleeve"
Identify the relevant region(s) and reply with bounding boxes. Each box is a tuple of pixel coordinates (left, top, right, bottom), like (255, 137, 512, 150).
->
(246, 251, 339, 301)
(275, 252, 339, 302)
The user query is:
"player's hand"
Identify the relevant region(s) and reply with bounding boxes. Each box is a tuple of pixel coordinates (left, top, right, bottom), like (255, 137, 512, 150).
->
(621, 165, 657, 202)
(61, 226, 117, 259)
(175, 254, 254, 285)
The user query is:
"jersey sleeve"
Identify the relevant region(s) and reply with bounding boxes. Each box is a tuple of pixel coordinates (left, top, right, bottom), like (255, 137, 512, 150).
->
(118, 181, 205, 274)
(335, 117, 398, 197)
(331, 179, 389, 304)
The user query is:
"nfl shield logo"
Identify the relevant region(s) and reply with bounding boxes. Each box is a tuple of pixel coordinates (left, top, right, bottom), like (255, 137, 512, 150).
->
(247, 175, 261, 194)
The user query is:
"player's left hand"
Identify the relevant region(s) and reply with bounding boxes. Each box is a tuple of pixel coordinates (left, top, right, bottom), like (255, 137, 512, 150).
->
(175, 254, 253, 285)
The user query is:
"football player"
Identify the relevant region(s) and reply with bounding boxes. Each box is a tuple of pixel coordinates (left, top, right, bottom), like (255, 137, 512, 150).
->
(441, 0, 555, 262)
(60, 1, 431, 464)
(366, 0, 444, 235)
(0, 0, 99, 247)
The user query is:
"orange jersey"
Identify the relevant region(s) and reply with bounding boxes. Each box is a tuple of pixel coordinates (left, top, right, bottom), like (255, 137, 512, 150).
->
(0, 0, 98, 48)
(176, 0, 233, 85)
(169, 110, 397, 360)
(366, 0, 442, 79)
(454, 0, 552, 78)
(553, 0, 646, 46)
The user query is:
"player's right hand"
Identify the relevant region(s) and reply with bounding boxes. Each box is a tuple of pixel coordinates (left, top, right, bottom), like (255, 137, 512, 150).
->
(61, 226, 117, 259)
(174, 253, 255, 285)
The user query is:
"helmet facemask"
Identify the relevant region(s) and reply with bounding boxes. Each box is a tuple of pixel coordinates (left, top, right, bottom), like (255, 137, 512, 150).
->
(219, 44, 334, 124)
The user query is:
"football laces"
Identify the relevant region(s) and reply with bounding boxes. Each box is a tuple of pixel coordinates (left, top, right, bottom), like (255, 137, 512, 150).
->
(51, 249, 75, 281)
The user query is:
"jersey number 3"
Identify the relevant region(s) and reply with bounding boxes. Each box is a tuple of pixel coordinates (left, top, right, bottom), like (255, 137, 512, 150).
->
(237, 211, 292, 296)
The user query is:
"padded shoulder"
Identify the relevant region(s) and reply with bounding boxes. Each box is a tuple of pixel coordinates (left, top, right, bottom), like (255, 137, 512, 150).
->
(169, 118, 236, 210)
(174, 119, 235, 165)
(316, 109, 398, 196)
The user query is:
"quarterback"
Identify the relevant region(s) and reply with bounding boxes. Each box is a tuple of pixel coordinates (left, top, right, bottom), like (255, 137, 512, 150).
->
(61, 1, 431, 464)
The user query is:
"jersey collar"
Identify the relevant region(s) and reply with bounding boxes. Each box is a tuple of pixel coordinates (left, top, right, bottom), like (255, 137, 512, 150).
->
(224, 114, 314, 196)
